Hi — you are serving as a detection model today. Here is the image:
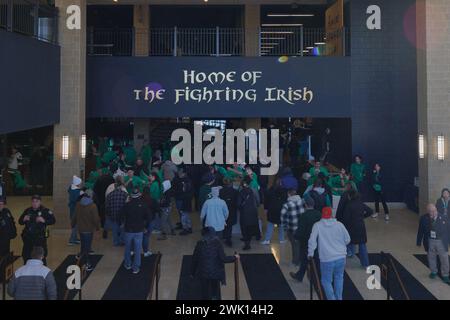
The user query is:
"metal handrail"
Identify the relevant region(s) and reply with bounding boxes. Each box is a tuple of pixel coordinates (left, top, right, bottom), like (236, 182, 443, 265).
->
(308, 257, 324, 300)
(87, 26, 349, 57)
(148, 252, 162, 300)
(380, 251, 410, 300)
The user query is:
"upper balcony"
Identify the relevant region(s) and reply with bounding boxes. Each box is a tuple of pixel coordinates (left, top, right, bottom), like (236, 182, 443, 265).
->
(0, 0, 58, 44)
(87, 26, 350, 57)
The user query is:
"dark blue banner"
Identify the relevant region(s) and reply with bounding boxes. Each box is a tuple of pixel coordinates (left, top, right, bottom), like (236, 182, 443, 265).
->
(87, 56, 350, 118)
(0, 30, 60, 134)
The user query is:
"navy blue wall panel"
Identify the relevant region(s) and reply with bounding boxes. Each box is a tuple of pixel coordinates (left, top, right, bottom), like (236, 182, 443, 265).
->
(350, 0, 418, 201)
(0, 30, 60, 134)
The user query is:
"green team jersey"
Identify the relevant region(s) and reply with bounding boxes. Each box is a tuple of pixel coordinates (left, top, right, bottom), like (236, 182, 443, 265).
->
(329, 175, 349, 196)
(124, 175, 146, 193)
(350, 163, 366, 184)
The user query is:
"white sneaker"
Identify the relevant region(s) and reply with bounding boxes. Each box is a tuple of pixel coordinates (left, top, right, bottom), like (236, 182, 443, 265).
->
(279, 240, 287, 244)
(384, 214, 390, 221)
(371, 212, 379, 218)
(124, 264, 132, 270)
(260, 240, 270, 245)
(144, 251, 152, 257)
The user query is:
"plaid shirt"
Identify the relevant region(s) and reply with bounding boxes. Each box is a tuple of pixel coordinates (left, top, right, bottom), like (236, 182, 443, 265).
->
(280, 195, 305, 233)
(105, 188, 128, 222)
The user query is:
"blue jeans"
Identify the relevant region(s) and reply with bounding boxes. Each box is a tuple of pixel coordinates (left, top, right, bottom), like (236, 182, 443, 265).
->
(320, 258, 346, 300)
(347, 243, 369, 267)
(69, 209, 78, 243)
(105, 217, 124, 246)
(176, 199, 183, 221)
(79, 232, 93, 266)
(181, 211, 192, 229)
(264, 222, 285, 242)
(124, 232, 143, 272)
(142, 220, 156, 253)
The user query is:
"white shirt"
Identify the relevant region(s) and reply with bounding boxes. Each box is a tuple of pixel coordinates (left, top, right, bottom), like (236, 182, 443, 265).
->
(8, 152, 23, 170)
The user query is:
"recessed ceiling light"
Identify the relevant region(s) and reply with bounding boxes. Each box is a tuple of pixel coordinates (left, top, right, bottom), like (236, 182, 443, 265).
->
(261, 23, 303, 27)
(261, 37, 285, 40)
(260, 31, 294, 34)
(267, 14, 314, 17)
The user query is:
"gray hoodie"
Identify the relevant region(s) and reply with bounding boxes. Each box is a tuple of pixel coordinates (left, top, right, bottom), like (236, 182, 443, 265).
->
(308, 218, 350, 262)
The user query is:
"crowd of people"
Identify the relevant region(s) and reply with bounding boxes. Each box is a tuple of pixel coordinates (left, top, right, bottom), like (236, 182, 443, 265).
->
(0, 138, 449, 300)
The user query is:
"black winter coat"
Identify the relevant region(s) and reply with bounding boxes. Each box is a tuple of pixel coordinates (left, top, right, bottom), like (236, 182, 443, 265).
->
(238, 187, 259, 227)
(264, 186, 287, 224)
(342, 199, 373, 244)
(173, 176, 194, 212)
(219, 186, 239, 226)
(191, 237, 235, 283)
(336, 191, 351, 223)
(120, 197, 152, 233)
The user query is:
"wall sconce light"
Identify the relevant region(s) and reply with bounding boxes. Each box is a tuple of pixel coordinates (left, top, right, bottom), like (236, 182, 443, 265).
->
(418, 134, 425, 159)
(80, 134, 87, 159)
(62, 135, 70, 160)
(437, 135, 445, 161)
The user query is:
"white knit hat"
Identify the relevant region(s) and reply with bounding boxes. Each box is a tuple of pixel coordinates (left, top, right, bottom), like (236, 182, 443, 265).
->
(71, 176, 82, 189)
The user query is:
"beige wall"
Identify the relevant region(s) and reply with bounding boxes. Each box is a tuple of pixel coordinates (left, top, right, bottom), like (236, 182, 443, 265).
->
(53, 0, 87, 229)
(244, 4, 260, 57)
(417, 0, 450, 212)
(134, 4, 149, 56)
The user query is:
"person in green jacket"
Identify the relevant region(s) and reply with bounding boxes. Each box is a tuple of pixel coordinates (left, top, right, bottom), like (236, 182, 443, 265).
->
(123, 145, 137, 166)
(329, 169, 350, 197)
(124, 169, 146, 193)
(141, 142, 153, 167)
(101, 149, 117, 166)
(148, 172, 163, 202)
(244, 165, 259, 192)
(350, 155, 366, 192)
(308, 161, 329, 186)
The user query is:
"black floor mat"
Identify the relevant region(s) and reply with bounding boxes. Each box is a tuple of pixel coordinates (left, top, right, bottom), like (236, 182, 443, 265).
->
(368, 253, 436, 300)
(240, 254, 296, 300)
(102, 254, 158, 300)
(176, 255, 203, 300)
(310, 259, 363, 300)
(53, 254, 103, 300)
(414, 254, 450, 285)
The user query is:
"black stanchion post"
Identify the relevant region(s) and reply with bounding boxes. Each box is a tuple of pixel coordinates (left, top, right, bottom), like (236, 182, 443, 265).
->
(308, 262, 313, 300)
(234, 251, 239, 300)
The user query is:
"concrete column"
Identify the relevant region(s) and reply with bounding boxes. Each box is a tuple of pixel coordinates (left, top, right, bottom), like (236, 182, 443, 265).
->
(417, 0, 450, 212)
(53, 0, 86, 229)
(244, 4, 260, 57)
(133, 119, 150, 153)
(134, 4, 149, 56)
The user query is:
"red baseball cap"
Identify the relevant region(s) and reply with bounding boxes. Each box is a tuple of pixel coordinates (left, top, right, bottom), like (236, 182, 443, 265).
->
(322, 207, 333, 219)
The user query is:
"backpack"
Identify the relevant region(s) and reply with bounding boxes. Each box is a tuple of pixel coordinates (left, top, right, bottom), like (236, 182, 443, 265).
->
(309, 190, 326, 211)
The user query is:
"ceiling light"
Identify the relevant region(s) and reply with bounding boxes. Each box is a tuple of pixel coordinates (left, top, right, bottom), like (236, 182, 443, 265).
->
(260, 31, 294, 34)
(261, 43, 279, 46)
(262, 23, 303, 27)
(261, 37, 285, 40)
(314, 42, 326, 45)
(267, 14, 314, 17)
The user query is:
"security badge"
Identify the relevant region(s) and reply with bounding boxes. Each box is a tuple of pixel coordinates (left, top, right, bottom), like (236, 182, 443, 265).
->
(430, 231, 437, 239)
